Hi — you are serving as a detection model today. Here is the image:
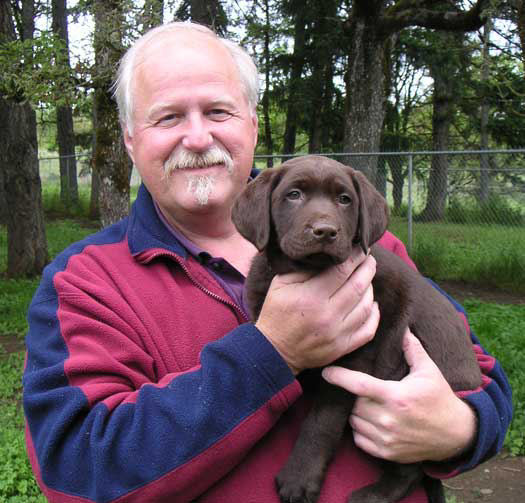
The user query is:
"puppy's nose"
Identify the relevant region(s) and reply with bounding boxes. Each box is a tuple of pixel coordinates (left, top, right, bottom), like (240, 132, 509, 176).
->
(311, 223, 338, 243)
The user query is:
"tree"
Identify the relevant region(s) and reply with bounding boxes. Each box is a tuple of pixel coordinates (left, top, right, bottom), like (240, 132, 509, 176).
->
(141, 0, 163, 31)
(0, 0, 48, 276)
(515, 0, 525, 63)
(261, 0, 275, 166)
(176, 0, 227, 34)
(307, 0, 339, 154)
(91, 0, 131, 227)
(419, 30, 468, 221)
(281, 0, 308, 156)
(342, 0, 489, 180)
(52, 0, 78, 207)
(479, 17, 492, 204)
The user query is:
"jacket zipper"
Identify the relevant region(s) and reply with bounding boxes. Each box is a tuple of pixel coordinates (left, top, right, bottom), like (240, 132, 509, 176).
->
(146, 250, 250, 323)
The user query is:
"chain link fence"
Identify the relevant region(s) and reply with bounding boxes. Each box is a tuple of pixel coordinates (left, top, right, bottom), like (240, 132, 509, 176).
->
(253, 150, 525, 255)
(39, 149, 525, 256)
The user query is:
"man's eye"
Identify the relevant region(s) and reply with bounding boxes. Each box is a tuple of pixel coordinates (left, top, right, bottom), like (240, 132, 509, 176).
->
(286, 190, 302, 200)
(158, 113, 180, 124)
(208, 109, 232, 120)
(338, 194, 352, 205)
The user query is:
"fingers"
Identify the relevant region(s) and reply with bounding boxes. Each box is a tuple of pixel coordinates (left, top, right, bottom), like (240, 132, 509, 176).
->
(341, 300, 379, 354)
(308, 248, 370, 298)
(322, 366, 392, 401)
(402, 329, 435, 372)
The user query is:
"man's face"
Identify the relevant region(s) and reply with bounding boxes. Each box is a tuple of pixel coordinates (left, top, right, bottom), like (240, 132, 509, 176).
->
(124, 32, 258, 225)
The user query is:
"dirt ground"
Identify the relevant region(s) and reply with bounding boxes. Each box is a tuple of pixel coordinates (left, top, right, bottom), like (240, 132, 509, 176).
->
(444, 451, 525, 502)
(2, 281, 523, 502)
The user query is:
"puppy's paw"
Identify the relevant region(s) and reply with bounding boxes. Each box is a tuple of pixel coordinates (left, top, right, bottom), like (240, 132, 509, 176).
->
(275, 466, 322, 503)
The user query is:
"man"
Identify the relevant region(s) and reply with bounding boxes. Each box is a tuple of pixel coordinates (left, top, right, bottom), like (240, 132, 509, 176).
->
(23, 22, 512, 503)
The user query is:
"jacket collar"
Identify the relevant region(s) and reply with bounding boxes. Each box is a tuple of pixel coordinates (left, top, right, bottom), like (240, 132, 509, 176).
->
(127, 184, 188, 259)
(127, 168, 261, 260)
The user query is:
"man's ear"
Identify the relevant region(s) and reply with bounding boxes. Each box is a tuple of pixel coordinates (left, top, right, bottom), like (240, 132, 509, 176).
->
(123, 126, 135, 163)
(351, 170, 389, 252)
(251, 110, 259, 150)
(232, 168, 280, 251)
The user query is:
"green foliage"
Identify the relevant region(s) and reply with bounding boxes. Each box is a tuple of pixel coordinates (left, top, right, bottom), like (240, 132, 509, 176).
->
(0, 33, 82, 107)
(447, 196, 525, 226)
(0, 354, 45, 502)
(465, 301, 525, 455)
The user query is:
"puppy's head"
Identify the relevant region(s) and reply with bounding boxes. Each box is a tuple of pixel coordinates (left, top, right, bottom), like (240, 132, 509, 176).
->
(232, 155, 388, 269)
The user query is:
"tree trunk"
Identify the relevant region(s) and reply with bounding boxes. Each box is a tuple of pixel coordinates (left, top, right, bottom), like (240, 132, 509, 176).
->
(282, 5, 307, 156)
(52, 0, 78, 207)
(343, 9, 388, 180)
(190, 0, 227, 35)
(262, 0, 273, 167)
(419, 33, 460, 222)
(341, 0, 488, 183)
(92, 0, 131, 228)
(517, 1, 525, 66)
(308, 0, 337, 154)
(0, 0, 48, 277)
(479, 18, 492, 204)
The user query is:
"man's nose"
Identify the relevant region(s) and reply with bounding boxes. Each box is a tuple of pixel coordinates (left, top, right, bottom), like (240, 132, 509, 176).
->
(181, 113, 213, 152)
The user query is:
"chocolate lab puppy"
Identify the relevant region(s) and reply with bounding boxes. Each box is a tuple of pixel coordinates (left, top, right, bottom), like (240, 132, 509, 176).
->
(232, 155, 482, 503)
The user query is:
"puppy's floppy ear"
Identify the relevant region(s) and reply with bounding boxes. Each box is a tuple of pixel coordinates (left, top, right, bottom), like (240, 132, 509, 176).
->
(351, 170, 389, 252)
(232, 168, 280, 251)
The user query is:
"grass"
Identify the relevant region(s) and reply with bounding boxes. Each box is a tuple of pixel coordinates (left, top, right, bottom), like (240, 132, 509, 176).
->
(464, 300, 525, 457)
(388, 216, 525, 294)
(0, 186, 524, 500)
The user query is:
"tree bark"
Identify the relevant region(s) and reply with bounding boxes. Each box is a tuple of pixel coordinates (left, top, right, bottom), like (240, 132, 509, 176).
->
(479, 17, 492, 204)
(282, 4, 307, 156)
(190, 0, 227, 35)
(308, 0, 337, 154)
(343, 3, 389, 180)
(262, 0, 274, 167)
(518, 1, 525, 65)
(341, 0, 488, 182)
(52, 0, 78, 207)
(419, 31, 462, 222)
(92, 0, 131, 228)
(0, 0, 48, 277)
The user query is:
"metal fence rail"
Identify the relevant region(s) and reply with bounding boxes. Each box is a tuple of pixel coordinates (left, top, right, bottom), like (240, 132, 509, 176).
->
(39, 149, 525, 253)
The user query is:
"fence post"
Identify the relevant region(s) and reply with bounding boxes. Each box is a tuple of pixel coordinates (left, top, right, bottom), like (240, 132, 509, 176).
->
(407, 154, 413, 255)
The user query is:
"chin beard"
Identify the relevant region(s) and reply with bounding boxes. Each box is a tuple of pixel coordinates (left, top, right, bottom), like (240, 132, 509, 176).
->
(186, 174, 216, 206)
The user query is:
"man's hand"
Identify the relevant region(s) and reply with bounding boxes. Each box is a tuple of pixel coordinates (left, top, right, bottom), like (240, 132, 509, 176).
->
(255, 248, 379, 375)
(322, 329, 478, 463)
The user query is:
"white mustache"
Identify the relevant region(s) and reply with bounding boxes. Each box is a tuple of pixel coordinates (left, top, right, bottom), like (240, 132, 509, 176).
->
(164, 145, 234, 177)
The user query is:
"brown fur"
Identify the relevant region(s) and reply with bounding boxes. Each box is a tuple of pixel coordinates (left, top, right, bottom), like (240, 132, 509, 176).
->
(232, 155, 482, 503)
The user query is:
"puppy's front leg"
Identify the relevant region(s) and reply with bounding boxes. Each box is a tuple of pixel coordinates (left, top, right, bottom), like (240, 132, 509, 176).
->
(276, 380, 355, 503)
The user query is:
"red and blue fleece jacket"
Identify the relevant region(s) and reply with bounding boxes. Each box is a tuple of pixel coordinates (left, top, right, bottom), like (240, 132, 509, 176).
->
(23, 183, 512, 503)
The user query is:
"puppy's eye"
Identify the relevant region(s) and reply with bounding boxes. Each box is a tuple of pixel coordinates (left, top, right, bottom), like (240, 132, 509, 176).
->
(338, 194, 352, 205)
(286, 190, 302, 200)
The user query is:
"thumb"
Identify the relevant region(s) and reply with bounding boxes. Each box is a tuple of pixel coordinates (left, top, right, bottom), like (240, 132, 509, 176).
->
(403, 329, 433, 372)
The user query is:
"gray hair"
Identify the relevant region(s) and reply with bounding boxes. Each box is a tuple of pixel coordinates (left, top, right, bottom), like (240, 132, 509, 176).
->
(112, 22, 260, 133)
